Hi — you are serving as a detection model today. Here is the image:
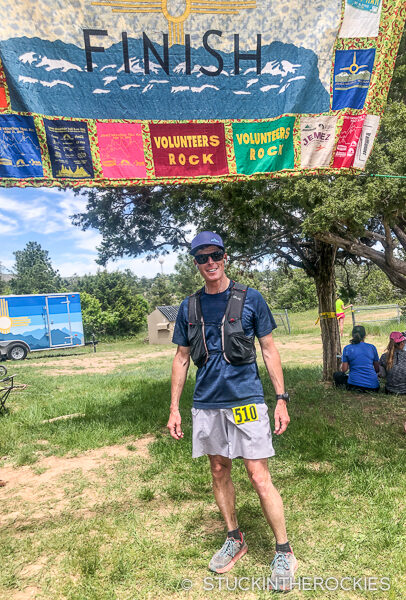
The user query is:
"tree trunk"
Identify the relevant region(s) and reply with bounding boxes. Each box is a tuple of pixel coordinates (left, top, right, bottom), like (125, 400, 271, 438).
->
(313, 242, 341, 381)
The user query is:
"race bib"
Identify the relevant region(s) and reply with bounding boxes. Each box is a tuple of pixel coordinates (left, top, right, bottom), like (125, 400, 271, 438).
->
(232, 404, 259, 424)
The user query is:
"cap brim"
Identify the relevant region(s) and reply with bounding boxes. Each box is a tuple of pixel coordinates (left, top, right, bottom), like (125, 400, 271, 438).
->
(190, 244, 224, 256)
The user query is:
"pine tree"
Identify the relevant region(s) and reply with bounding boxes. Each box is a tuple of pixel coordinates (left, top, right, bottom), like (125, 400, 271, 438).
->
(11, 242, 62, 295)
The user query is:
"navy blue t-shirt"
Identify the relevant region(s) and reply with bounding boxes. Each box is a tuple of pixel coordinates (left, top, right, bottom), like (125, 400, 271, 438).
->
(172, 283, 277, 409)
(342, 342, 379, 388)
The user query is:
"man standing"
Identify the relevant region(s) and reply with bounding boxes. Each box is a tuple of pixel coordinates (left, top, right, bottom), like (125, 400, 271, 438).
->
(167, 231, 297, 591)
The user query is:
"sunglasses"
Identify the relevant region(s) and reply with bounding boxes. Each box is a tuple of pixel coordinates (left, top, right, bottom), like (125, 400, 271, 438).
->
(195, 250, 225, 264)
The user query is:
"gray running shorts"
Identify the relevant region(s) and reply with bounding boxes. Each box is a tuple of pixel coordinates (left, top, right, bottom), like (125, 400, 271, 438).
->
(191, 403, 275, 460)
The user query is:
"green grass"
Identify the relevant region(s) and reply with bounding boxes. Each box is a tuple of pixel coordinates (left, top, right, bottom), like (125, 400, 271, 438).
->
(0, 312, 405, 599)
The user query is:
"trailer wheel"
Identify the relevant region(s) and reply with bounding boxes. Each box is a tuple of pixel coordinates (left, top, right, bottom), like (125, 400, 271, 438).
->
(7, 344, 28, 361)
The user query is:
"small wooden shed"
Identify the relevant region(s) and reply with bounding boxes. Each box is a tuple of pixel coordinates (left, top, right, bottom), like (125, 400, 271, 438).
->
(147, 305, 180, 344)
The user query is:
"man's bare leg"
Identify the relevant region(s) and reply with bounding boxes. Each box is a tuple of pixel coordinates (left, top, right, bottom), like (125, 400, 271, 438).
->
(208, 454, 238, 530)
(245, 459, 297, 590)
(244, 458, 288, 544)
(208, 454, 248, 573)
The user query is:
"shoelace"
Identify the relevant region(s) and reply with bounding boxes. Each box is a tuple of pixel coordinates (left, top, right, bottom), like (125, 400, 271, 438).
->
(219, 538, 239, 557)
(271, 552, 291, 572)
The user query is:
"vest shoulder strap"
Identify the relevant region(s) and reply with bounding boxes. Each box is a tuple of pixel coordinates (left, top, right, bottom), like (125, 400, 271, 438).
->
(231, 282, 248, 293)
(225, 282, 249, 322)
(188, 287, 204, 324)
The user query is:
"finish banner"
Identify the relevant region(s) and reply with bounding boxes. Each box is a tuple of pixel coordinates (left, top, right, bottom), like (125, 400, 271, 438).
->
(0, 0, 404, 187)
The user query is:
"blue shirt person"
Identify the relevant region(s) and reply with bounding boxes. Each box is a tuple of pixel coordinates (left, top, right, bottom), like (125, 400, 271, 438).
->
(172, 283, 277, 409)
(166, 230, 297, 588)
(340, 325, 380, 391)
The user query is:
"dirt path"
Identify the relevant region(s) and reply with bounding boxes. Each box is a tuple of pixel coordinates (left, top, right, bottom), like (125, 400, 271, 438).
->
(33, 349, 176, 375)
(0, 436, 155, 527)
(29, 336, 323, 375)
(0, 437, 156, 599)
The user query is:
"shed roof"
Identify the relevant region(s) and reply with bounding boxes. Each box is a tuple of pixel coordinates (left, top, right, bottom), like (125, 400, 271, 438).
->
(157, 305, 180, 322)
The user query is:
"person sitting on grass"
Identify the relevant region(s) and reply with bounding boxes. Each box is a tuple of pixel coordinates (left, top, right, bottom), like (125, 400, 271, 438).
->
(379, 332, 406, 395)
(334, 325, 380, 392)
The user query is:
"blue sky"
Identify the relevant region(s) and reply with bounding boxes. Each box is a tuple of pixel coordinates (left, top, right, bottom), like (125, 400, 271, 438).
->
(0, 187, 179, 278)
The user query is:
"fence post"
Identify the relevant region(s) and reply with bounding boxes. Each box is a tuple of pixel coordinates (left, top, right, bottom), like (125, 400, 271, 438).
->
(351, 307, 356, 327)
(397, 304, 400, 325)
(284, 308, 291, 334)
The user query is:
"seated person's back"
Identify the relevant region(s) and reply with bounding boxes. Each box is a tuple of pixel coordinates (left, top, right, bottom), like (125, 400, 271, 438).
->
(380, 332, 406, 394)
(340, 326, 380, 391)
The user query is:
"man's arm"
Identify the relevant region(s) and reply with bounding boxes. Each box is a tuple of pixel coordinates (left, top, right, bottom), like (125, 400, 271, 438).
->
(258, 332, 290, 435)
(167, 345, 190, 440)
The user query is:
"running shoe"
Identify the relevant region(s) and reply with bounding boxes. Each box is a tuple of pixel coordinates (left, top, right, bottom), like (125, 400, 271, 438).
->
(208, 532, 248, 573)
(269, 548, 298, 591)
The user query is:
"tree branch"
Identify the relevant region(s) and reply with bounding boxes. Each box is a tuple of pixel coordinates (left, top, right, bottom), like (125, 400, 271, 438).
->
(314, 231, 406, 289)
(358, 229, 387, 244)
(392, 224, 406, 252)
(383, 219, 396, 269)
(272, 248, 304, 269)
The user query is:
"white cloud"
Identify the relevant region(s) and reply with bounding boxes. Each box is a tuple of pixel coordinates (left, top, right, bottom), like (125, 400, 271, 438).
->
(42, 220, 69, 235)
(53, 258, 99, 277)
(24, 205, 48, 220)
(0, 189, 188, 279)
(52, 250, 179, 278)
(70, 229, 103, 252)
(0, 189, 90, 237)
(0, 195, 23, 213)
(0, 222, 17, 235)
(108, 251, 179, 278)
(58, 192, 88, 215)
(0, 194, 54, 233)
(38, 187, 76, 197)
(64, 203, 87, 219)
(0, 211, 19, 234)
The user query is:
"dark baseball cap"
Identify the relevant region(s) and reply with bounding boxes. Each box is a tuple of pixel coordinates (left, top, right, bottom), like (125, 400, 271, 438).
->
(190, 231, 225, 255)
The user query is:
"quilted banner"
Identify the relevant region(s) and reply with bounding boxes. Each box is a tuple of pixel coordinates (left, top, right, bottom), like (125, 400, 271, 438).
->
(0, 0, 404, 187)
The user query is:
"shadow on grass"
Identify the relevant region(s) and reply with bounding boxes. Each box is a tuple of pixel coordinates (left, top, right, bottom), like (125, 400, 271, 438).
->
(3, 363, 406, 471)
(25, 348, 92, 361)
(14, 376, 197, 459)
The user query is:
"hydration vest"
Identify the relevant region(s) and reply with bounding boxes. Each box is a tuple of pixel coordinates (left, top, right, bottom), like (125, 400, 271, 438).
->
(187, 282, 256, 368)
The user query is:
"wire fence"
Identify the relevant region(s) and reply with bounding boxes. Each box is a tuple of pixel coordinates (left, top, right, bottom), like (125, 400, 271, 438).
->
(272, 309, 291, 334)
(351, 304, 402, 326)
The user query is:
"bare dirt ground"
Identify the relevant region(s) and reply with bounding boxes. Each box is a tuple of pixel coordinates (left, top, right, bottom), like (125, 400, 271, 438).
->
(0, 436, 155, 528)
(270, 336, 323, 365)
(33, 349, 176, 375)
(30, 336, 324, 376)
(0, 435, 156, 600)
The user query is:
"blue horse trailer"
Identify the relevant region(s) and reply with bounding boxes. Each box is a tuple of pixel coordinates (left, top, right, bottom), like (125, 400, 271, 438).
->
(0, 293, 84, 360)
